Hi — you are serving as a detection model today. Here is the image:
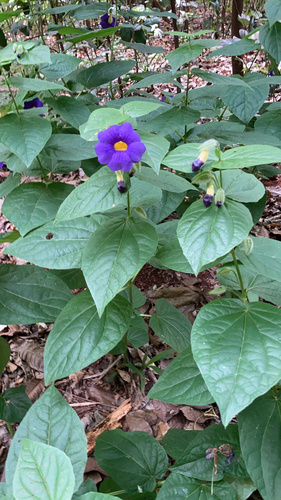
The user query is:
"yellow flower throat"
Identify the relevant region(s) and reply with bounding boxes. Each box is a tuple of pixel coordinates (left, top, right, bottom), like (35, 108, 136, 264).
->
(114, 141, 127, 151)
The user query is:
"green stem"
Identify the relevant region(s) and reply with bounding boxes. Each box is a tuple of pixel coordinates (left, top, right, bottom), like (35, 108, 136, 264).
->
(217, 105, 227, 121)
(127, 190, 131, 218)
(37, 155, 48, 182)
(231, 249, 247, 305)
(4, 72, 20, 116)
(128, 279, 133, 309)
(184, 64, 190, 143)
(6, 421, 14, 437)
(219, 170, 223, 188)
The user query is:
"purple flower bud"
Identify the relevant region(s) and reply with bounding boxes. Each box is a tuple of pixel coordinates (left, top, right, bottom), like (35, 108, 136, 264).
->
(24, 97, 44, 117)
(117, 180, 126, 193)
(0, 162, 4, 169)
(216, 201, 222, 207)
(192, 158, 204, 172)
(203, 194, 214, 207)
(269, 69, 275, 76)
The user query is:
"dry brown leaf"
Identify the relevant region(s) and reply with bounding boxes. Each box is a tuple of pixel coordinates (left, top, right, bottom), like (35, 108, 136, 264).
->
(155, 422, 170, 441)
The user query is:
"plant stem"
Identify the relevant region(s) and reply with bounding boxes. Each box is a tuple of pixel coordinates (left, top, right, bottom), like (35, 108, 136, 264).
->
(231, 248, 247, 305)
(37, 155, 48, 182)
(6, 421, 14, 437)
(3, 72, 20, 116)
(127, 190, 131, 218)
(219, 170, 223, 187)
(184, 64, 190, 143)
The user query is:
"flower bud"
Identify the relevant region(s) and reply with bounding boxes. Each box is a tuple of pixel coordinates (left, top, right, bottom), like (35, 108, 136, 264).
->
(217, 266, 232, 277)
(116, 170, 126, 193)
(215, 187, 225, 207)
(203, 183, 214, 207)
(192, 150, 209, 172)
(242, 237, 253, 255)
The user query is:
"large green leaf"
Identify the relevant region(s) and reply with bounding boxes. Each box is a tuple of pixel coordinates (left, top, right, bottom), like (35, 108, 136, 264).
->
(120, 101, 162, 118)
(170, 424, 247, 481)
(0, 337, 10, 373)
(236, 236, 281, 283)
(148, 346, 213, 405)
(8, 76, 66, 91)
(167, 44, 203, 72)
(260, 21, 281, 62)
(221, 73, 269, 123)
(155, 238, 193, 273)
(149, 298, 191, 351)
(143, 106, 200, 136)
(239, 389, 281, 500)
(2, 182, 73, 236)
(218, 169, 265, 202)
(82, 216, 158, 316)
(265, 0, 281, 26)
(77, 60, 135, 88)
(162, 143, 216, 172)
(157, 473, 254, 500)
(135, 167, 196, 193)
(0, 172, 20, 198)
(45, 96, 90, 129)
(56, 167, 122, 221)
(0, 115, 52, 167)
(44, 134, 96, 162)
(191, 68, 250, 87)
(75, 495, 122, 500)
(0, 386, 31, 423)
(177, 199, 252, 275)
(209, 38, 257, 58)
(40, 53, 80, 79)
(13, 439, 75, 500)
(79, 108, 129, 141)
(131, 70, 185, 89)
(0, 265, 72, 324)
(6, 385, 87, 494)
(192, 299, 281, 426)
(6, 215, 104, 270)
(213, 144, 281, 169)
(139, 132, 170, 174)
(44, 291, 132, 384)
(95, 430, 168, 494)
(146, 191, 185, 224)
(254, 110, 281, 141)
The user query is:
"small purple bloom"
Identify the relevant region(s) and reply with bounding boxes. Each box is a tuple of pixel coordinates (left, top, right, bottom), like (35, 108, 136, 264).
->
(100, 13, 117, 29)
(192, 158, 204, 172)
(269, 69, 275, 76)
(203, 194, 214, 207)
(117, 180, 126, 193)
(95, 122, 146, 172)
(0, 162, 4, 169)
(24, 97, 44, 117)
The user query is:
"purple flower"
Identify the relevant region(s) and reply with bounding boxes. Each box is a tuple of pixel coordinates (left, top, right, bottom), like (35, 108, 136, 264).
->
(0, 162, 3, 169)
(203, 194, 214, 207)
(95, 122, 146, 172)
(100, 13, 117, 29)
(192, 158, 204, 172)
(117, 180, 126, 193)
(269, 69, 275, 76)
(24, 97, 44, 117)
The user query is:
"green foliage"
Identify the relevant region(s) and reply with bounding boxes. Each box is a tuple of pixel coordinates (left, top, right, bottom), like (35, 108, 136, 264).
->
(1, 2, 281, 498)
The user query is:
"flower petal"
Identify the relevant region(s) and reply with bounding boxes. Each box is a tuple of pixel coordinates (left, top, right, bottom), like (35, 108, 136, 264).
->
(127, 142, 146, 162)
(108, 151, 132, 172)
(95, 142, 115, 164)
(119, 122, 141, 144)
(97, 125, 121, 145)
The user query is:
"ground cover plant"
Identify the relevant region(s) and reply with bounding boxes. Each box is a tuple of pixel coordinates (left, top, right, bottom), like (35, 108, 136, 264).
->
(0, 0, 281, 498)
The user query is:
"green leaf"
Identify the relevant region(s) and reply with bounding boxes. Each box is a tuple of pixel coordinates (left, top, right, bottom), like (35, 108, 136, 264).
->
(149, 298, 191, 351)
(122, 41, 165, 54)
(125, 178, 162, 209)
(221, 73, 269, 123)
(161, 428, 197, 459)
(120, 101, 162, 118)
(75, 494, 122, 500)
(265, 0, 281, 26)
(45, 134, 96, 162)
(0, 483, 7, 496)
(140, 132, 170, 174)
(72, 3, 109, 20)
(40, 53, 80, 79)
(0, 231, 20, 244)
(56, 167, 122, 222)
(0, 265, 72, 324)
(8, 76, 67, 91)
(218, 170, 265, 202)
(2, 182, 74, 236)
(192, 299, 281, 426)
(177, 199, 252, 275)
(7, 215, 104, 270)
(209, 38, 257, 58)
(0, 386, 31, 423)
(127, 315, 148, 348)
(143, 106, 200, 136)
(192, 68, 251, 87)
(254, 110, 281, 141)
(0, 337, 10, 373)
(13, 439, 75, 500)
(260, 21, 281, 62)
(157, 473, 253, 500)
(82, 216, 158, 316)
(162, 143, 216, 172)
(239, 389, 281, 500)
(0, 172, 20, 198)
(49, 269, 86, 290)
(148, 346, 213, 406)
(147, 191, 185, 224)
(236, 236, 281, 282)
(95, 430, 168, 494)
(17, 45, 51, 66)
(72, 478, 97, 498)
(171, 424, 247, 481)
(155, 238, 193, 273)
(0, 10, 22, 21)
(77, 60, 135, 88)
(5, 385, 87, 494)
(79, 108, 129, 141)
(67, 27, 120, 45)
(213, 144, 281, 169)
(131, 70, 185, 89)
(45, 96, 90, 129)
(0, 114, 52, 167)
(135, 167, 196, 193)
(44, 291, 132, 384)
(167, 44, 203, 72)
